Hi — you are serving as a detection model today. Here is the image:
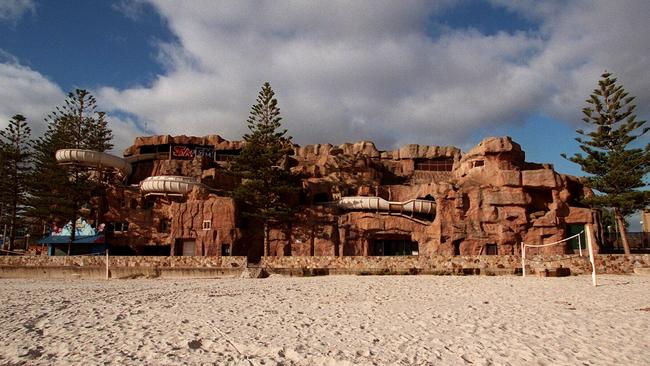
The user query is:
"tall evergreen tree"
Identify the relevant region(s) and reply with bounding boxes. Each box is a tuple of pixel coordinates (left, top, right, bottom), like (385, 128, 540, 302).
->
(229, 82, 300, 256)
(28, 89, 114, 250)
(563, 72, 649, 254)
(0, 115, 33, 251)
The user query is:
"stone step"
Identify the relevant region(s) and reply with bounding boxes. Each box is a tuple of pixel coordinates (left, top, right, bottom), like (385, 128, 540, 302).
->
(633, 267, 650, 276)
(534, 267, 571, 277)
(240, 267, 268, 279)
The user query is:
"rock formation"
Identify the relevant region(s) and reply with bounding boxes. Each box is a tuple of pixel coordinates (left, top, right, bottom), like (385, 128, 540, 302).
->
(97, 135, 596, 258)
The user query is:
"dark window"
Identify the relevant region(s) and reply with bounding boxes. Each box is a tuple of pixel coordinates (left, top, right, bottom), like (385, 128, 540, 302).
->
(111, 222, 129, 233)
(414, 158, 454, 172)
(144, 199, 155, 209)
(485, 244, 498, 255)
(372, 237, 419, 256)
(221, 244, 231, 256)
(214, 149, 240, 162)
(160, 220, 170, 233)
(473, 160, 485, 168)
(313, 192, 330, 204)
(453, 240, 462, 256)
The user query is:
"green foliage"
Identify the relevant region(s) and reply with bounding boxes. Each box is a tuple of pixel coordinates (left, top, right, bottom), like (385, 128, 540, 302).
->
(0, 114, 33, 248)
(27, 89, 114, 230)
(562, 72, 650, 214)
(229, 82, 300, 225)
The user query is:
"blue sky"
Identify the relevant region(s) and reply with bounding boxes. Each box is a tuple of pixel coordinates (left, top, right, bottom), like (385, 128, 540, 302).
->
(0, 0, 648, 228)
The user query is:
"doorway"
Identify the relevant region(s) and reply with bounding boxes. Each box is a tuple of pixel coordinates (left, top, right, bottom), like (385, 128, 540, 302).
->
(175, 239, 196, 256)
(370, 234, 418, 256)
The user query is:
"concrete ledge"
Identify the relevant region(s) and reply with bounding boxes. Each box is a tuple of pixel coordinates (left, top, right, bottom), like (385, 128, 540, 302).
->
(0, 265, 243, 279)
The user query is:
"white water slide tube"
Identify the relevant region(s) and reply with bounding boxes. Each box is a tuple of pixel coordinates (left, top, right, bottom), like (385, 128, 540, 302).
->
(139, 175, 202, 195)
(55, 149, 202, 196)
(55, 149, 132, 176)
(338, 196, 436, 215)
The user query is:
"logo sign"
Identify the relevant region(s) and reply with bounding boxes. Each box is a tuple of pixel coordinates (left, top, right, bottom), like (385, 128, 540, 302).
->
(172, 145, 195, 159)
(171, 145, 224, 160)
(194, 146, 214, 158)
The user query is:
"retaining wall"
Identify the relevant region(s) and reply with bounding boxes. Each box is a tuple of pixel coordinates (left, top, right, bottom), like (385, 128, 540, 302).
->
(260, 254, 650, 276)
(1, 254, 648, 279)
(0, 256, 247, 279)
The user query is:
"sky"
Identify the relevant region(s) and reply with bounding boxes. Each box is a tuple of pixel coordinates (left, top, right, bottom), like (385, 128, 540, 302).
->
(0, 0, 648, 229)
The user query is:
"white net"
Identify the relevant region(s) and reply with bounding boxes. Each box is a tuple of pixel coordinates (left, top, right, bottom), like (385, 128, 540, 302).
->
(521, 229, 597, 286)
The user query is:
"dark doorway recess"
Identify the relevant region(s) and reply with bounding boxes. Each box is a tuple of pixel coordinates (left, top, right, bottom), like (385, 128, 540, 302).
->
(371, 234, 419, 256)
(175, 239, 196, 256)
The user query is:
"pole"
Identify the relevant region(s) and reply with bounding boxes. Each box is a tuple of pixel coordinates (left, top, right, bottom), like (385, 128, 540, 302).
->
(578, 233, 583, 257)
(521, 242, 526, 277)
(105, 249, 109, 280)
(2, 224, 6, 255)
(585, 224, 597, 287)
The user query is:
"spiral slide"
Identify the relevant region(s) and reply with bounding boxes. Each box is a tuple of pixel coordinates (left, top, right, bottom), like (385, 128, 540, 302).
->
(337, 196, 436, 215)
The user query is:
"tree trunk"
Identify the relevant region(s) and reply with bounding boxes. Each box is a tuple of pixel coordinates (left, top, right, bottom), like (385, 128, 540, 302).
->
(263, 222, 269, 257)
(8, 201, 16, 252)
(614, 208, 631, 255)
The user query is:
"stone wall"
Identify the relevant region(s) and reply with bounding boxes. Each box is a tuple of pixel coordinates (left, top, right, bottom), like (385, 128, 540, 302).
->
(0, 255, 247, 279)
(261, 254, 650, 275)
(0, 255, 246, 268)
(1, 254, 648, 278)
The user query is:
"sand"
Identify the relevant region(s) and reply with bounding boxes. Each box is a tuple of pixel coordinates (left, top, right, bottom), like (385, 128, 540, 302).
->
(0, 274, 648, 365)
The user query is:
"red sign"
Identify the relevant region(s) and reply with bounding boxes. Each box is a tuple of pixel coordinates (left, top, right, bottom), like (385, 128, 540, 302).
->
(172, 145, 194, 158)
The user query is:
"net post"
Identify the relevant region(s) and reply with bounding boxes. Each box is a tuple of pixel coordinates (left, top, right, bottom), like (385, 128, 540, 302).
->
(578, 232, 583, 257)
(521, 242, 526, 277)
(105, 249, 110, 280)
(585, 224, 597, 287)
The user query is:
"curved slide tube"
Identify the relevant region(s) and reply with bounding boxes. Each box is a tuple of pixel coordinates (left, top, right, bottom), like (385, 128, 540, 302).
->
(139, 175, 202, 195)
(338, 196, 436, 215)
(56, 149, 132, 176)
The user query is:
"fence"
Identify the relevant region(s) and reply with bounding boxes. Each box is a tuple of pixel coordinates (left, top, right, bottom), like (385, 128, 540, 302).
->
(601, 232, 650, 253)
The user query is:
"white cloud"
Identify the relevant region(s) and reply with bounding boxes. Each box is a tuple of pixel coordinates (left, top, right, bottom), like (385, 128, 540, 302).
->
(92, 1, 650, 150)
(0, 57, 136, 153)
(0, 59, 64, 137)
(112, 0, 148, 21)
(0, 0, 34, 23)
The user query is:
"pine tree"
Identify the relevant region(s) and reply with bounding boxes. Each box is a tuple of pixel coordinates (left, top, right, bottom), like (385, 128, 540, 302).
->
(563, 72, 650, 254)
(229, 82, 300, 256)
(0, 115, 33, 251)
(28, 89, 114, 250)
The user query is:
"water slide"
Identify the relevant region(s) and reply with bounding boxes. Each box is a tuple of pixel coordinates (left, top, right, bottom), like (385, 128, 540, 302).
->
(139, 175, 202, 195)
(55, 149, 132, 176)
(337, 196, 436, 215)
(55, 149, 203, 195)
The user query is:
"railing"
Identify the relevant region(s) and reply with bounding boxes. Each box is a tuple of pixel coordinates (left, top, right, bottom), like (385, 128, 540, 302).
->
(600, 232, 650, 253)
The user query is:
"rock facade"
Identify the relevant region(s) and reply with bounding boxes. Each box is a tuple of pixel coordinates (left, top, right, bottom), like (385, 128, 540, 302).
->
(95, 135, 597, 259)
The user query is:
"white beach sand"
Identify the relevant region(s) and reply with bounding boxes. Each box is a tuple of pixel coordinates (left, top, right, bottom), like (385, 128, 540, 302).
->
(0, 274, 648, 365)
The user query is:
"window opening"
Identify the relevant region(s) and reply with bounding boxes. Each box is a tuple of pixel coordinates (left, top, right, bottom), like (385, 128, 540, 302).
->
(414, 158, 454, 172)
(112, 222, 129, 233)
(221, 244, 231, 256)
(160, 220, 170, 233)
(372, 236, 419, 256)
(485, 243, 498, 255)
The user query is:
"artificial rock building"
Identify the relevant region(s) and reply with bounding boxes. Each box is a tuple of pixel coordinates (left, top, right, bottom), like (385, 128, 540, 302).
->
(58, 135, 598, 261)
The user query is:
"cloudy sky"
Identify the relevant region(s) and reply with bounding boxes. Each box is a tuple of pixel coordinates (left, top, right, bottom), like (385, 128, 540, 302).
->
(1, 0, 648, 226)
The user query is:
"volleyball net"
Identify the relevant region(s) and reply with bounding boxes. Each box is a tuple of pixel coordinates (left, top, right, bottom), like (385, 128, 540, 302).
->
(521, 225, 597, 286)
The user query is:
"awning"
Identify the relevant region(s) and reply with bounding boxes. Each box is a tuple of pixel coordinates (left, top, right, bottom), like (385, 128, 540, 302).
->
(38, 235, 105, 245)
